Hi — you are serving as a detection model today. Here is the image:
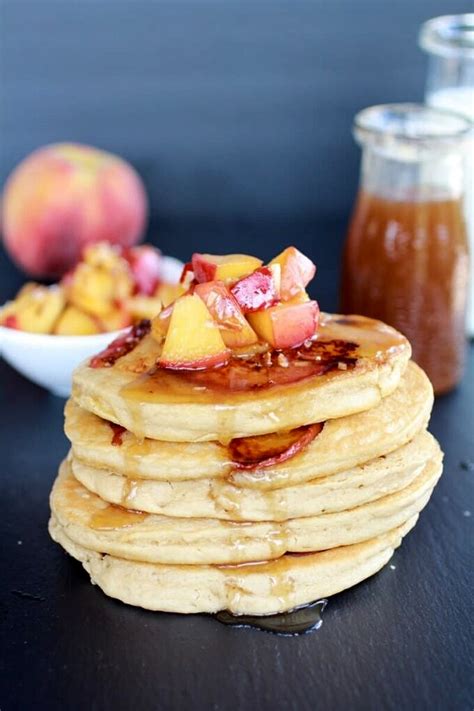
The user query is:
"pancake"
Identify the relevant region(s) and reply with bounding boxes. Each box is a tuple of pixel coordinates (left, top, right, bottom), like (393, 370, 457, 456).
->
(49, 515, 418, 615)
(72, 313, 410, 441)
(51, 450, 442, 565)
(71, 430, 439, 522)
(66, 361, 432, 488)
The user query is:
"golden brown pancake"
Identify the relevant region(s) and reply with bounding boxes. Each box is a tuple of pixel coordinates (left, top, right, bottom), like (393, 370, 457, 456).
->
(49, 515, 418, 615)
(50, 450, 442, 565)
(66, 361, 432, 489)
(70, 430, 438, 522)
(72, 313, 411, 441)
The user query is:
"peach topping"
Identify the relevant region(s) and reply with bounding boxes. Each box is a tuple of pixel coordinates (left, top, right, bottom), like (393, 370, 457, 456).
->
(149, 247, 319, 371)
(0, 242, 183, 335)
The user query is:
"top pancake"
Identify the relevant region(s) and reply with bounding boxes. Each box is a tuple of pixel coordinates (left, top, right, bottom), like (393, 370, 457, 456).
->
(72, 313, 410, 442)
(66, 361, 432, 489)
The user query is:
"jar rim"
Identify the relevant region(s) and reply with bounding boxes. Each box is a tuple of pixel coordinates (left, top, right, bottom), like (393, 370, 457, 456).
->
(354, 103, 471, 148)
(419, 14, 474, 59)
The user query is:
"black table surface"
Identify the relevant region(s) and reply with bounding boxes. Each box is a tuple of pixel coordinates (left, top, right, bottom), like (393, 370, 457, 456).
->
(0, 233, 473, 711)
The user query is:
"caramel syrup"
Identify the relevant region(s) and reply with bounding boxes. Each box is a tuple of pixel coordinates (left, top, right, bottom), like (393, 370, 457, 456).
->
(90, 319, 151, 368)
(341, 191, 469, 394)
(61, 473, 148, 530)
(215, 599, 327, 635)
(122, 314, 405, 405)
(89, 505, 148, 530)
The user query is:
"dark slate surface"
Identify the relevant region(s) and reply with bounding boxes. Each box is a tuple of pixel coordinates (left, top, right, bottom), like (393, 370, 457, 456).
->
(0, 222, 473, 711)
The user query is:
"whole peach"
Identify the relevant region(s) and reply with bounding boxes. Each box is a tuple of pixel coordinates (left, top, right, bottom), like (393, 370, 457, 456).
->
(1, 143, 148, 278)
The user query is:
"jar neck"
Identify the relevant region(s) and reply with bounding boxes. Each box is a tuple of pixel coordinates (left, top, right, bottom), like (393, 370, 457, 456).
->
(359, 146, 465, 201)
(425, 53, 474, 98)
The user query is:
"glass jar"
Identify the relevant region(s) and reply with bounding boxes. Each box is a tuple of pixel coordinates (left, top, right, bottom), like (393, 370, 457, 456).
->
(419, 14, 474, 336)
(340, 103, 471, 394)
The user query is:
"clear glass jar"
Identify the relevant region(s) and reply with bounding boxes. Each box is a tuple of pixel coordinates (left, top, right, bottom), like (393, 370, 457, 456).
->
(340, 103, 471, 394)
(419, 14, 474, 335)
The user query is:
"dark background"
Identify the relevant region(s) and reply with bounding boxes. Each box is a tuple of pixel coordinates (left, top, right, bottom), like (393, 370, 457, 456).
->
(0, 0, 468, 306)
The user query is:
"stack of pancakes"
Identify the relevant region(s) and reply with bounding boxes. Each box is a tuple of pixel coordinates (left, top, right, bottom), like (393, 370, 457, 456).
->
(49, 313, 442, 616)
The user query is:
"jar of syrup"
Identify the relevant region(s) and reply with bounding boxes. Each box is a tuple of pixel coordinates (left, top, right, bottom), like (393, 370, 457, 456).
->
(341, 103, 471, 394)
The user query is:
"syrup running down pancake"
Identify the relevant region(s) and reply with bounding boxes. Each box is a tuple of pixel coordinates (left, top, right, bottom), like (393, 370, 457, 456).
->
(49, 246, 443, 621)
(65, 361, 432, 488)
(69, 431, 439, 522)
(49, 515, 418, 616)
(72, 313, 410, 442)
(51, 450, 442, 565)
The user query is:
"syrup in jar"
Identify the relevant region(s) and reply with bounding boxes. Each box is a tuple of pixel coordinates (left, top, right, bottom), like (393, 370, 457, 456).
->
(341, 104, 471, 394)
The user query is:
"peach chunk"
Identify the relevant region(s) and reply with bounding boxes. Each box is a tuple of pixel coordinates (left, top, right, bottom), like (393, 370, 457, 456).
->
(155, 282, 187, 307)
(125, 296, 163, 321)
(54, 306, 100, 335)
(194, 281, 258, 348)
(230, 265, 280, 313)
(158, 294, 230, 370)
(179, 262, 196, 288)
(247, 300, 319, 349)
(1, 284, 65, 334)
(66, 259, 133, 317)
(151, 304, 173, 342)
(269, 247, 316, 300)
(123, 245, 161, 295)
(191, 253, 263, 284)
(99, 307, 133, 332)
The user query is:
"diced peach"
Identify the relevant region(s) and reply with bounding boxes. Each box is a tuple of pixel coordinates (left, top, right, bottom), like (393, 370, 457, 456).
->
(230, 266, 281, 313)
(194, 281, 258, 348)
(286, 290, 310, 304)
(15, 282, 39, 301)
(158, 294, 230, 370)
(179, 262, 196, 288)
(123, 245, 161, 295)
(191, 253, 263, 284)
(67, 264, 115, 316)
(2, 284, 65, 334)
(54, 306, 100, 335)
(99, 307, 133, 332)
(83, 242, 124, 270)
(125, 296, 162, 321)
(151, 304, 173, 342)
(247, 300, 319, 349)
(0, 300, 18, 328)
(155, 282, 187, 307)
(2, 314, 19, 329)
(66, 260, 133, 317)
(269, 247, 316, 300)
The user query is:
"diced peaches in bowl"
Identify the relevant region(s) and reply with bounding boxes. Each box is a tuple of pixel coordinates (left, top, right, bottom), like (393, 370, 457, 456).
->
(0, 242, 183, 395)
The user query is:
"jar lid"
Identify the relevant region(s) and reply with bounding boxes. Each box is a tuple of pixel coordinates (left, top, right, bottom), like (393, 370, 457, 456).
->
(419, 14, 474, 59)
(353, 103, 471, 161)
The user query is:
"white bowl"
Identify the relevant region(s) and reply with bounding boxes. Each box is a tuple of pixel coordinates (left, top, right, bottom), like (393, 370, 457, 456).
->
(0, 254, 184, 397)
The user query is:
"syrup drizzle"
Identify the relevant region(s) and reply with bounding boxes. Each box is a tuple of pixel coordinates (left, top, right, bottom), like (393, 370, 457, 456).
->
(89, 505, 148, 530)
(123, 338, 359, 402)
(121, 313, 408, 404)
(215, 599, 327, 635)
(90, 319, 151, 368)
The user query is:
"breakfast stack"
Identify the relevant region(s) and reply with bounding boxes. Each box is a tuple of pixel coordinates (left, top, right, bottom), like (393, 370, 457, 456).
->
(49, 248, 442, 616)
